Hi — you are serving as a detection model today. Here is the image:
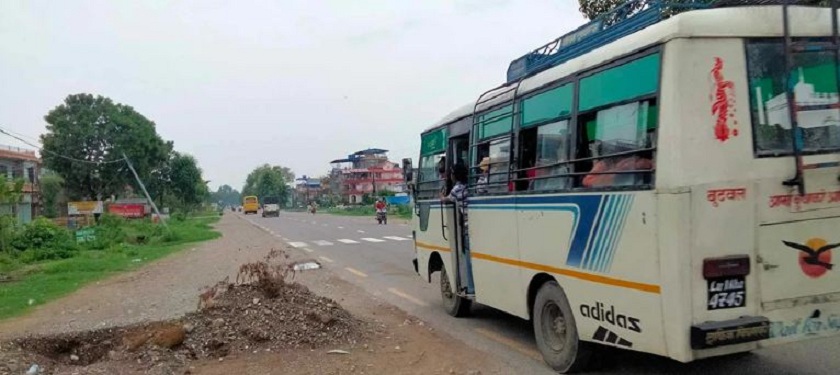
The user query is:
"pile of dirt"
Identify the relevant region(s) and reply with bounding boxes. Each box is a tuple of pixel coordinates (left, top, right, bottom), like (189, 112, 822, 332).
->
(1, 254, 369, 374)
(181, 282, 363, 358)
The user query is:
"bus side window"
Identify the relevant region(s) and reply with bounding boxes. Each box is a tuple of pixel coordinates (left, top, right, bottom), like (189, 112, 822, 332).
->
(532, 120, 571, 191)
(517, 81, 575, 192)
(517, 127, 538, 191)
(577, 100, 656, 189)
(472, 138, 511, 194)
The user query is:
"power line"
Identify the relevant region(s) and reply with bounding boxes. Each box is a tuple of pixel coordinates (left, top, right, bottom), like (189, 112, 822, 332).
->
(0, 126, 126, 165)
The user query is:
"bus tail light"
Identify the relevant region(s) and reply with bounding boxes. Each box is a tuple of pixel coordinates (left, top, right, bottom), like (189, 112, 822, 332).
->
(703, 255, 750, 279)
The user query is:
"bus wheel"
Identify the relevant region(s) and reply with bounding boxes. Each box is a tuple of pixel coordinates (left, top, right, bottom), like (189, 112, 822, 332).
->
(440, 265, 471, 317)
(533, 281, 592, 373)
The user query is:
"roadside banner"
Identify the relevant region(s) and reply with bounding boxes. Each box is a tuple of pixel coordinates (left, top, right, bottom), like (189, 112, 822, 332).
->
(108, 203, 146, 218)
(68, 201, 103, 216)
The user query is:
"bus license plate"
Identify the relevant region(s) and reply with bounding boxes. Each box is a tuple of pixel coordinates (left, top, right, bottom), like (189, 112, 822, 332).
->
(707, 276, 746, 310)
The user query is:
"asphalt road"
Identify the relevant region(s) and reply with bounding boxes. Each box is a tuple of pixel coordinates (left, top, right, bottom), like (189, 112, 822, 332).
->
(244, 211, 837, 374)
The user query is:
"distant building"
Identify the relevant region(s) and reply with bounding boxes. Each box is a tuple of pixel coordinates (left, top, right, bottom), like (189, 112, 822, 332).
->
(295, 176, 323, 206)
(0, 145, 40, 223)
(329, 148, 404, 205)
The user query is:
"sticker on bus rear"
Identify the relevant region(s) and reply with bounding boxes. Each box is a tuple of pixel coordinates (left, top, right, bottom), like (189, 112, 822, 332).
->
(707, 276, 746, 310)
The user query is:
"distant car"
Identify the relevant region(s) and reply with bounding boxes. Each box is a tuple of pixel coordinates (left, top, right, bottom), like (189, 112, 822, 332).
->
(262, 196, 280, 217)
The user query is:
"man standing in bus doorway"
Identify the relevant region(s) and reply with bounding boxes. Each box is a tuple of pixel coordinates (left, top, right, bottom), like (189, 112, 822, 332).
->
(441, 163, 475, 294)
(437, 156, 448, 195)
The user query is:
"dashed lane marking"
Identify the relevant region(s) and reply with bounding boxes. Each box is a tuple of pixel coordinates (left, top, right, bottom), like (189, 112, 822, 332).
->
(387, 288, 428, 307)
(384, 236, 409, 241)
(473, 328, 542, 361)
(287, 242, 308, 248)
(338, 226, 344, 229)
(302, 248, 315, 253)
(357, 230, 365, 233)
(361, 238, 385, 243)
(318, 256, 334, 263)
(345, 267, 368, 278)
(313, 240, 334, 246)
(337, 239, 359, 244)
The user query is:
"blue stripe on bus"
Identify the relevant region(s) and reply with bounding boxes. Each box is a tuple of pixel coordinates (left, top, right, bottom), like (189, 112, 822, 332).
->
(464, 194, 633, 272)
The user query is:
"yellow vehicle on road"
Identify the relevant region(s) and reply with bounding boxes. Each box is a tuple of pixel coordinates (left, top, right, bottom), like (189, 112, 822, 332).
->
(242, 195, 259, 215)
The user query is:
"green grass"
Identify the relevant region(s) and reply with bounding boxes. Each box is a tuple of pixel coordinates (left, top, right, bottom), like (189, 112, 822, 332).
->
(0, 217, 220, 320)
(324, 206, 412, 220)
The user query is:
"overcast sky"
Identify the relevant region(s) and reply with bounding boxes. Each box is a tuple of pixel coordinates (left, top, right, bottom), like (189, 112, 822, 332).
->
(1, 0, 586, 190)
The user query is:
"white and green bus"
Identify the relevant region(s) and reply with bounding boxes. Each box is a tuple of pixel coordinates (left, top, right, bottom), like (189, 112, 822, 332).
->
(404, 1, 840, 372)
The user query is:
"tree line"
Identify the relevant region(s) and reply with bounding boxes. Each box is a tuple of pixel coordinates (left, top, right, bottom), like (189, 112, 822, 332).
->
(37, 93, 299, 215)
(37, 93, 209, 215)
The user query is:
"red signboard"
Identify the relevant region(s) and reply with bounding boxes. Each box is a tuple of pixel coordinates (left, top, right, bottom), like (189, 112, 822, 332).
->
(108, 203, 146, 218)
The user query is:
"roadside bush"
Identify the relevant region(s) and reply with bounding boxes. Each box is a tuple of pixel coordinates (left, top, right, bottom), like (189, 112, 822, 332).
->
(394, 205, 412, 219)
(0, 252, 18, 273)
(17, 246, 78, 263)
(124, 219, 165, 244)
(85, 214, 127, 250)
(172, 211, 189, 222)
(11, 218, 79, 262)
(12, 218, 73, 250)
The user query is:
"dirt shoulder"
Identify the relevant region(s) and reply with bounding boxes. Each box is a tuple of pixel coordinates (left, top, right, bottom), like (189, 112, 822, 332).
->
(0, 214, 509, 374)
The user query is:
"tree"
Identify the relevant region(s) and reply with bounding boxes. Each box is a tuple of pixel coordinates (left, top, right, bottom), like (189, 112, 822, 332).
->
(167, 152, 208, 212)
(40, 94, 171, 200)
(39, 171, 65, 218)
(0, 176, 24, 252)
(578, 0, 626, 20)
(146, 141, 175, 207)
(211, 184, 242, 207)
(242, 164, 293, 204)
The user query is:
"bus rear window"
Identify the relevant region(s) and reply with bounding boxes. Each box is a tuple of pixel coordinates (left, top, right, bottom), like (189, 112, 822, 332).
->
(746, 38, 840, 156)
(245, 197, 256, 203)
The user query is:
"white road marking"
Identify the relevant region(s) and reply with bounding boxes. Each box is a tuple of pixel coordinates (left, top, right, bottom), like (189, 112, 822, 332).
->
(357, 230, 365, 233)
(318, 256, 334, 263)
(405, 235, 413, 239)
(384, 236, 409, 241)
(345, 267, 368, 278)
(387, 288, 428, 307)
(302, 248, 315, 253)
(337, 239, 359, 244)
(311, 221, 317, 224)
(337, 226, 344, 229)
(287, 242, 308, 248)
(361, 238, 385, 243)
(313, 240, 334, 246)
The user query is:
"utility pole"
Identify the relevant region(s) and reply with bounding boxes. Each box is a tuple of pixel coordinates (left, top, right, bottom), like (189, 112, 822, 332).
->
(123, 153, 166, 226)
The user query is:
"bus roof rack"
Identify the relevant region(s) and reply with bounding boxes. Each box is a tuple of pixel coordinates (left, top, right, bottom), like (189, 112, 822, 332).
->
(505, 0, 827, 83)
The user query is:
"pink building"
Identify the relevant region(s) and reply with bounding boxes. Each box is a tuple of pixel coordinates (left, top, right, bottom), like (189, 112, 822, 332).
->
(330, 148, 405, 204)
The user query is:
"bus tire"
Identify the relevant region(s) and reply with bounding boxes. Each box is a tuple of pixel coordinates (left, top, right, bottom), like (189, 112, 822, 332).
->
(440, 264, 471, 317)
(533, 281, 592, 373)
